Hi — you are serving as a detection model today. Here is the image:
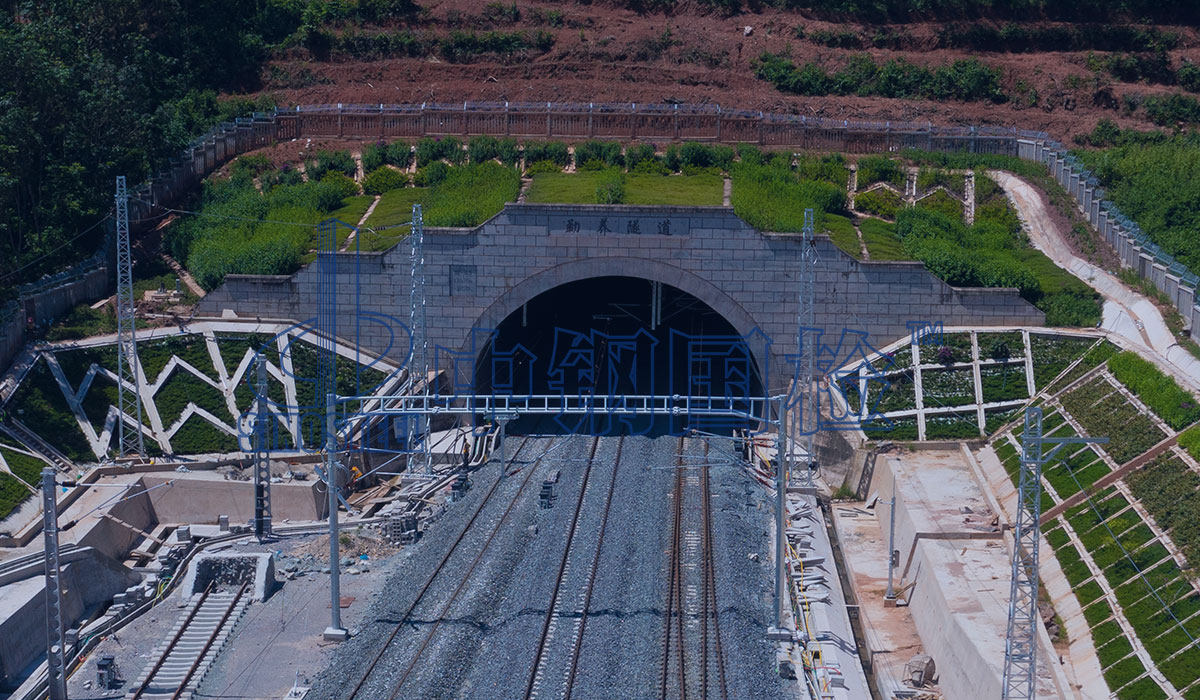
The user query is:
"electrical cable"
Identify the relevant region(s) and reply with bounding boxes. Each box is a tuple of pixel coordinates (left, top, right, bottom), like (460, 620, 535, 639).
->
(131, 198, 324, 229)
(59, 480, 176, 529)
(1059, 453, 1197, 646)
(0, 214, 113, 283)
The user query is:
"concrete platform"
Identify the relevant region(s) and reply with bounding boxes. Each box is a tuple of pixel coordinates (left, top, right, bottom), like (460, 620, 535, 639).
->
(868, 448, 1067, 699)
(831, 502, 928, 698)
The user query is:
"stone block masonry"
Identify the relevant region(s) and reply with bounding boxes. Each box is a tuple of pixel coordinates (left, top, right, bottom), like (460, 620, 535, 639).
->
(199, 204, 1043, 389)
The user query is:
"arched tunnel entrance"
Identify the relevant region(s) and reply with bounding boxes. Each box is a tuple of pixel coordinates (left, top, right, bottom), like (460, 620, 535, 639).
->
(473, 276, 766, 436)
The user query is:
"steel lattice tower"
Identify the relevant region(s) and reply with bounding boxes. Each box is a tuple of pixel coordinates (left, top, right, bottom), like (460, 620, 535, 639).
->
(253, 355, 272, 541)
(114, 177, 145, 458)
(41, 468, 67, 700)
(799, 208, 818, 488)
(1003, 407, 1105, 698)
(408, 204, 431, 473)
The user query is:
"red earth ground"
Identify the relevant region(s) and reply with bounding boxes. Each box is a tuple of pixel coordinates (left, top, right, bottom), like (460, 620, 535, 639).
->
(243, 1, 1200, 144)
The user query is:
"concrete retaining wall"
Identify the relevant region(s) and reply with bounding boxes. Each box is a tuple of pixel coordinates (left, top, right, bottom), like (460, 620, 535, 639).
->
(873, 456, 1005, 700)
(141, 475, 324, 525)
(0, 550, 135, 690)
(200, 204, 1043, 389)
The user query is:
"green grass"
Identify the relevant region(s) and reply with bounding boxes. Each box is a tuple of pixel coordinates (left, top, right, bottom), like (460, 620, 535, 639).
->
(44, 303, 118, 341)
(9, 358, 94, 462)
(625, 174, 723, 205)
(364, 188, 425, 229)
(0, 472, 33, 519)
(823, 214, 861, 258)
(329, 194, 375, 231)
(526, 173, 724, 206)
(360, 187, 426, 252)
(169, 415, 239, 455)
(0, 446, 46, 487)
(525, 172, 601, 204)
(1116, 677, 1167, 700)
(859, 218, 906, 261)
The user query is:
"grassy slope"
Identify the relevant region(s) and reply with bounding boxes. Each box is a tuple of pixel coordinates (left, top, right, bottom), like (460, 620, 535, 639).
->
(526, 173, 723, 206)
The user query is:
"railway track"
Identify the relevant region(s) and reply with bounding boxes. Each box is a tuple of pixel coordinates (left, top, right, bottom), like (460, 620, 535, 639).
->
(524, 435, 624, 700)
(126, 582, 249, 700)
(659, 436, 729, 700)
(344, 436, 543, 700)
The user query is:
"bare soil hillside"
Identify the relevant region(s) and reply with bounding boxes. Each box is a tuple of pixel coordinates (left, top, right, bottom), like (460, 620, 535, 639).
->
(247, 1, 1200, 143)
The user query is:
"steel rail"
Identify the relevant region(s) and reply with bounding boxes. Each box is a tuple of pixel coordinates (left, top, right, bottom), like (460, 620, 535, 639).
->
(701, 439, 730, 700)
(168, 582, 249, 700)
(562, 436, 625, 700)
(659, 435, 688, 700)
(523, 435, 602, 700)
(127, 583, 215, 700)
(382, 435, 552, 699)
(345, 436, 536, 699)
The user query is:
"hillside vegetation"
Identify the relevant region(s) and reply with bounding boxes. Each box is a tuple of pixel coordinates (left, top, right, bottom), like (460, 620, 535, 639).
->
(8, 0, 1200, 306)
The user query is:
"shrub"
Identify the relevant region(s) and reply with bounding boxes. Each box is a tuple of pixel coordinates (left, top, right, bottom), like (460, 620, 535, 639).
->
(231, 154, 273, 178)
(523, 141, 570, 167)
(574, 140, 624, 169)
(665, 144, 681, 172)
(625, 143, 658, 170)
(857, 156, 905, 187)
(1107, 351, 1200, 429)
(631, 158, 670, 175)
(306, 150, 356, 180)
(916, 190, 965, 220)
(1180, 424, 1200, 462)
(796, 153, 849, 187)
(755, 52, 1005, 103)
(737, 143, 763, 165)
(261, 165, 304, 192)
(680, 142, 734, 171)
(468, 135, 501, 163)
(525, 160, 562, 175)
(320, 172, 360, 199)
(1179, 61, 1200, 93)
(362, 142, 387, 172)
(496, 137, 520, 166)
(362, 167, 409, 195)
(855, 189, 904, 219)
(595, 169, 625, 204)
(414, 161, 450, 187)
(415, 136, 462, 166)
(1144, 93, 1200, 126)
(386, 140, 413, 168)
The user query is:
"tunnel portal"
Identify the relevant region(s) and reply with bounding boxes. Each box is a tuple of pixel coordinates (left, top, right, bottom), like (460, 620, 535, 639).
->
(474, 276, 766, 436)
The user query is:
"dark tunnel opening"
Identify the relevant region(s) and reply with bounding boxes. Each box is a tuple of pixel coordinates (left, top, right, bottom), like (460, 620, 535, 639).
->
(473, 276, 766, 437)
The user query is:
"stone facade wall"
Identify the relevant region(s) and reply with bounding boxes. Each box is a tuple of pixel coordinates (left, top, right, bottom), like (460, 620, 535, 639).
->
(200, 204, 1043, 388)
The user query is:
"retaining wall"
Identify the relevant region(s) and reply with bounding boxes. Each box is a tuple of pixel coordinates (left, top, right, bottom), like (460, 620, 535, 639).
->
(0, 551, 136, 690)
(199, 204, 1044, 388)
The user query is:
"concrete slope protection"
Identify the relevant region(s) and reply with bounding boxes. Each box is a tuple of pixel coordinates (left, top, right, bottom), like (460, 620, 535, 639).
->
(989, 171, 1200, 391)
(306, 435, 799, 700)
